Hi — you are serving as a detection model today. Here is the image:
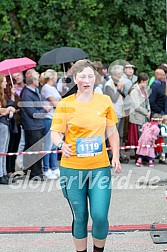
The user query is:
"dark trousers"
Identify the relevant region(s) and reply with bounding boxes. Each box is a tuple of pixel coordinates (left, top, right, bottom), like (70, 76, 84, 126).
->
(123, 116, 129, 145)
(24, 128, 45, 178)
(6, 124, 21, 173)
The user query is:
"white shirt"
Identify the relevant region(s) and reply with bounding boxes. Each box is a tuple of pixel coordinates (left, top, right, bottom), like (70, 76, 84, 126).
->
(41, 84, 61, 119)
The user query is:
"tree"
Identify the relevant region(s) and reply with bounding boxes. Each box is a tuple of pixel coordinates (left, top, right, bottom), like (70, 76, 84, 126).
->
(0, 0, 166, 74)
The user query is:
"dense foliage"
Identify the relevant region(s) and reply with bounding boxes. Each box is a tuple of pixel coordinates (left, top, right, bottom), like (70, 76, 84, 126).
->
(0, 0, 166, 74)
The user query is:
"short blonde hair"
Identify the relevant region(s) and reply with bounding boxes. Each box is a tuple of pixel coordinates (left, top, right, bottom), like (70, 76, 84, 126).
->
(162, 115, 167, 125)
(44, 69, 57, 79)
(39, 72, 45, 86)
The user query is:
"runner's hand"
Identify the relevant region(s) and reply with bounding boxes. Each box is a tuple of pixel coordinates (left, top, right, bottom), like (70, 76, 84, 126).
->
(111, 157, 122, 173)
(61, 143, 73, 158)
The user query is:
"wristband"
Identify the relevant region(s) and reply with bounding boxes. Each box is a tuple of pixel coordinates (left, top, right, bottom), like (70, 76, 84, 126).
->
(57, 141, 64, 149)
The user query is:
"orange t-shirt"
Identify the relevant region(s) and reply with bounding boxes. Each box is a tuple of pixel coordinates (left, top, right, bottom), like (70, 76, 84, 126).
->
(51, 93, 118, 169)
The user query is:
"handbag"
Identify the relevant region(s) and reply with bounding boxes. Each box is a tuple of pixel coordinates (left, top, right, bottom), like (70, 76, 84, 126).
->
(9, 115, 18, 133)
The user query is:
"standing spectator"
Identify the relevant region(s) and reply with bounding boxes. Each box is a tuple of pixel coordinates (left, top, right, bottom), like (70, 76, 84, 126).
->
(104, 65, 127, 162)
(39, 72, 45, 87)
(61, 75, 77, 98)
(57, 62, 74, 97)
(136, 114, 161, 167)
(12, 72, 25, 96)
(149, 63, 167, 87)
(102, 63, 110, 81)
(120, 62, 137, 145)
(149, 69, 166, 116)
(128, 73, 151, 147)
(41, 69, 61, 179)
(165, 95, 167, 115)
(165, 79, 167, 114)
(120, 62, 137, 96)
(92, 61, 104, 94)
(6, 72, 26, 176)
(20, 70, 49, 180)
(0, 74, 16, 184)
(56, 62, 78, 99)
(159, 115, 167, 164)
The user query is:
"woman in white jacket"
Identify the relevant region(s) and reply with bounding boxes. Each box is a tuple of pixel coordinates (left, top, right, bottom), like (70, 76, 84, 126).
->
(128, 73, 151, 147)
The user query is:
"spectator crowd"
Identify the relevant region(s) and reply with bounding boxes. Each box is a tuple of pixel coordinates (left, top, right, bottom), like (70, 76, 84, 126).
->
(0, 59, 167, 185)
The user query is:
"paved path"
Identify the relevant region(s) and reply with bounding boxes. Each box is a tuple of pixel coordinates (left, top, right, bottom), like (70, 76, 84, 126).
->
(0, 159, 167, 251)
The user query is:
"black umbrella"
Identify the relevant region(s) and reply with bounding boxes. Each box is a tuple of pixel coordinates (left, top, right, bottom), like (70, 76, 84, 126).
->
(38, 46, 89, 65)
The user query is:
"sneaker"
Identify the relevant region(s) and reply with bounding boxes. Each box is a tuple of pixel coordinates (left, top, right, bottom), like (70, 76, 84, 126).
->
(52, 169, 60, 179)
(0, 176, 8, 185)
(136, 160, 144, 167)
(29, 175, 44, 181)
(159, 159, 167, 164)
(149, 160, 154, 167)
(120, 155, 129, 164)
(44, 169, 57, 179)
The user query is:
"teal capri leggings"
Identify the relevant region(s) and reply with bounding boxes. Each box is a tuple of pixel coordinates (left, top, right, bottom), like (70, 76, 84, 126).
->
(60, 166, 111, 240)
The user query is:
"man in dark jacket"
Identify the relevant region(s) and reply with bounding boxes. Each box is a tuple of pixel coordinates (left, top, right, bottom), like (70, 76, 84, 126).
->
(149, 69, 166, 116)
(20, 69, 50, 180)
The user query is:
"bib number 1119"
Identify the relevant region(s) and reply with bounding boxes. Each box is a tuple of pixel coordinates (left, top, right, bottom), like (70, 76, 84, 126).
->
(76, 136, 102, 157)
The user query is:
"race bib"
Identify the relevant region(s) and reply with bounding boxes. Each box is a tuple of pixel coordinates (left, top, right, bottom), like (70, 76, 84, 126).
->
(76, 136, 102, 157)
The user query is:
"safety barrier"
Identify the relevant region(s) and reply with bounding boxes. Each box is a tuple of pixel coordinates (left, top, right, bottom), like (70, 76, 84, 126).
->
(0, 143, 166, 156)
